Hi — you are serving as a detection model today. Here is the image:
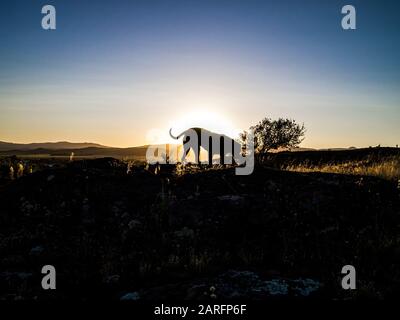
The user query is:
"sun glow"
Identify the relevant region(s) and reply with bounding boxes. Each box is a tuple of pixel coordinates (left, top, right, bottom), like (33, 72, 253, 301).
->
(145, 107, 242, 146)
(167, 110, 240, 142)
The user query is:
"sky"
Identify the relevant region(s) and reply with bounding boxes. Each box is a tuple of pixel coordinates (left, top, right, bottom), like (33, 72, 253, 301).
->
(0, 0, 399, 148)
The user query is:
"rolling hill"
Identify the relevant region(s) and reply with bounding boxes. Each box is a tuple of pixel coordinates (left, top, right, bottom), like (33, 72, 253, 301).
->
(0, 141, 109, 151)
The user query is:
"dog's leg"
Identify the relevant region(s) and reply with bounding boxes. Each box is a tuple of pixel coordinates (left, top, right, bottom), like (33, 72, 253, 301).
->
(196, 139, 201, 164)
(220, 136, 225, 165)
(208, 136, 213, 165)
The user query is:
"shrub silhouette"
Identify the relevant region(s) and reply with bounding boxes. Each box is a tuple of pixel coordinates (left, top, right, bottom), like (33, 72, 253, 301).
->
(241, 118, 305, 155)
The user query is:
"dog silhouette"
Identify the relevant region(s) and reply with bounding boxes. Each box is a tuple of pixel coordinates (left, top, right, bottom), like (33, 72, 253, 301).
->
(169, 127, 241, 165)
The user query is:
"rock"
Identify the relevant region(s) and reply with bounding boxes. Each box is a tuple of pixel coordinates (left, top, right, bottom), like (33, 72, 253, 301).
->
(20, 201, 35, 214)
(120, 292, 140, 301)
(185, 284, 207, 300)
(174, 227, 195, 239)
(104, 274, 120, 285)
(128, 219, 141, 229)
(0, 272, 33, 284)
(199, 270, 322, 299)
(259, 278, 320, 297)
(121, 212, 129, 219)
(263, 279, 288, 296)
(217, 195, 244, 204)
(29, 246, 44, 256)
(291, 278, 320, 297)
(204, 270, 261, 299)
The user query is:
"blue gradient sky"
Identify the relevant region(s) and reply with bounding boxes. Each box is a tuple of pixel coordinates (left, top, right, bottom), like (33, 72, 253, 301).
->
(1, 0, 399, 147)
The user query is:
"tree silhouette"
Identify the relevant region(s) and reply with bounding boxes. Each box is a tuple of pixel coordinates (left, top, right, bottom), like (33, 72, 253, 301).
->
(241, 117, 306, 155)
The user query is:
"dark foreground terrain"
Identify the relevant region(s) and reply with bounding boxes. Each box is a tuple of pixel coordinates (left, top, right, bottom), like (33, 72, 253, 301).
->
(0, 152, 399, 301)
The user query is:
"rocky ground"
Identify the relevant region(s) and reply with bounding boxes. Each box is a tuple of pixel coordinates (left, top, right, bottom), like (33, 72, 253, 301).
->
(0, 157, 399, 301)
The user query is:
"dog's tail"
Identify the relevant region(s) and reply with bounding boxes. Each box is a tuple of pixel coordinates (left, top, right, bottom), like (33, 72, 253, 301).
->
(169, 128, 184, 140)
